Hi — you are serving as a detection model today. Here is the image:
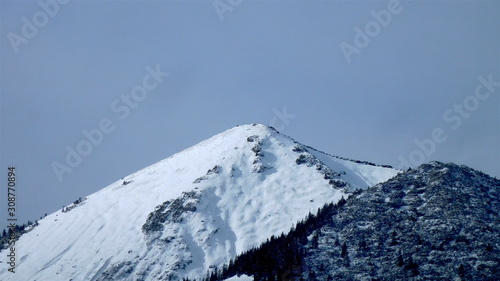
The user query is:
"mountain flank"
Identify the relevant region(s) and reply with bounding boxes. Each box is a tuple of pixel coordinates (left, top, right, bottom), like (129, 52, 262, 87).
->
(204, 162, 499, 281)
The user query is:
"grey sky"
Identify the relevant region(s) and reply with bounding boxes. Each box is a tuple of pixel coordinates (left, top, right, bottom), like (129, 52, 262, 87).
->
(1, 0, 499, 229)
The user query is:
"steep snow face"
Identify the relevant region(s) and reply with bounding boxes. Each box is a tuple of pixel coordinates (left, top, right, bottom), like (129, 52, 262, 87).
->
(0, 124, 399, 281)
(224, 275, 253, 281)
(308, 149, 398, 189)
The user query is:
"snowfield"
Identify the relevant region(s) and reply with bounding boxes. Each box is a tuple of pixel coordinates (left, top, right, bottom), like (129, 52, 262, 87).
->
(0, 124, 399, 281)
(224, 274, 253, 281)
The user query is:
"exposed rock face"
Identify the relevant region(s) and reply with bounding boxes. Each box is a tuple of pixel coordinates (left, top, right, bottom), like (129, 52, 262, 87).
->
(303, 162, 500, 280)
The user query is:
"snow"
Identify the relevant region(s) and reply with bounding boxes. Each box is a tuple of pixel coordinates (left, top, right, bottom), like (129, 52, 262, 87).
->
(308, 148, 399, 188)
(224, 274, 254, 281)
(0, 124, 399, 281)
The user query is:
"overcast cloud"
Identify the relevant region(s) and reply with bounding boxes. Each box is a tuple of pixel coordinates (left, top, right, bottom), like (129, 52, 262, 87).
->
(1, 0, 499, 229)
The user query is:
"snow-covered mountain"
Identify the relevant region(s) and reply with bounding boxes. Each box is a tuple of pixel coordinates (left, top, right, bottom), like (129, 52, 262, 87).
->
(214, 162, 500, 281)
(301, 162, 500, 280)
(0, 124, 399, 281)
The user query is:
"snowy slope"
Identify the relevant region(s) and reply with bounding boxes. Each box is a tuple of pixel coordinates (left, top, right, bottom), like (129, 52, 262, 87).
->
(224, 275, 253, 281)
(0, 124, 399, 281)
(213, 162, 500, 280)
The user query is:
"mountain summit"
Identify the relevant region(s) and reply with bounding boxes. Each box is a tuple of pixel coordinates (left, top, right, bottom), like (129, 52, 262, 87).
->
(0, 124, 399, 281)
(212, 162, 499, 281)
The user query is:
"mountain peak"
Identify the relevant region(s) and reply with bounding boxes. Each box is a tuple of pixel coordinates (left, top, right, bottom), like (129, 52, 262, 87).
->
(0, 125, 399, 281)
(215, 162, 499, 281)
(232, 123, 277, 132)
(209, 123, 281, 145)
